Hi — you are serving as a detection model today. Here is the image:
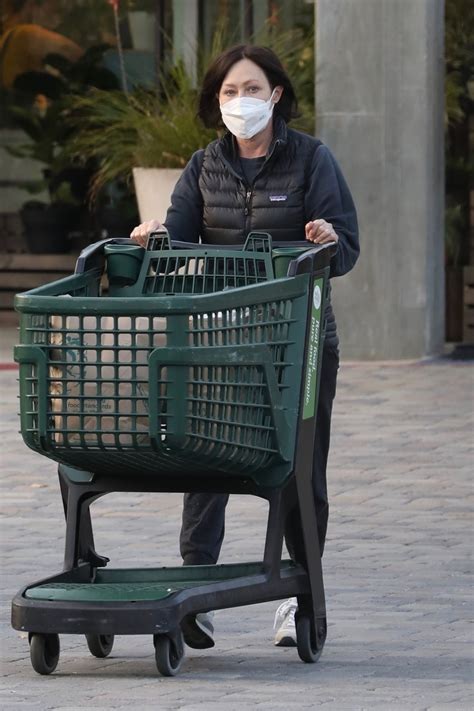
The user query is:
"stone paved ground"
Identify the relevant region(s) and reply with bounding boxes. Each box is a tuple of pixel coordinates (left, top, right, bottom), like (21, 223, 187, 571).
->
(0, 346, 473, 710)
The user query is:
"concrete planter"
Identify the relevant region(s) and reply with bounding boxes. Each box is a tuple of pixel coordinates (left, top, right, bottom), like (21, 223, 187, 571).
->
(132, 167, 182, 223)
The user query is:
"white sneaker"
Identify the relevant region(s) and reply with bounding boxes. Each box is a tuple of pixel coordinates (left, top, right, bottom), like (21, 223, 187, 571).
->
(273, 597, 298, 647)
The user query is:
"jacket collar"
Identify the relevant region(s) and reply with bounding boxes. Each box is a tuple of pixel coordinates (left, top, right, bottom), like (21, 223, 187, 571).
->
(218, 115, 288, 162)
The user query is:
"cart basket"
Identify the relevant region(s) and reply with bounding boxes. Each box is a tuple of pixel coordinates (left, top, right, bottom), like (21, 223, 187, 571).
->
(14, 232, 332, 488)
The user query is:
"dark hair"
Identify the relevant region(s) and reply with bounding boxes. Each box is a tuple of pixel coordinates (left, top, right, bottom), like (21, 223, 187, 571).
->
(198, 45, 299, 129)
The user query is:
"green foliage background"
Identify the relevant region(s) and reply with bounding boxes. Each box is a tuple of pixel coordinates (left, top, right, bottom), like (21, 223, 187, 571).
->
(445, 0, 474, 266)
(62, 19, 315, 202)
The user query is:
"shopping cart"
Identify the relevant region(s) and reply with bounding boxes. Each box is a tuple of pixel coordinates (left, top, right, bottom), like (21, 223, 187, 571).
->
(11, 231, 335, 676)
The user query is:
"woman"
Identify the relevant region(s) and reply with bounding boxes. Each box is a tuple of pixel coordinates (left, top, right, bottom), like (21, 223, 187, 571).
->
(131, 44, 359, 649)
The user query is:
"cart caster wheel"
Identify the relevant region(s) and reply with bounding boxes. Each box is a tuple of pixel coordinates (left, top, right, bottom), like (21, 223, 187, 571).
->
(153, 633, 185, 676)
(29, 633, 60, 675)
(85, 634, 114, 658)
(296, 615, 326, 663)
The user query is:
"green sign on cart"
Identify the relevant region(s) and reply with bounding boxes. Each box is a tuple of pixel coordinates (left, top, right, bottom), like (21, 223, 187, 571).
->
(302, 278, 324, 420)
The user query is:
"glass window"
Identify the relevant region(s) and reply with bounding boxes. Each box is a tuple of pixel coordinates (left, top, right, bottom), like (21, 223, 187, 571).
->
(0, 1, 168, 254)
(0, 0, 314, 258)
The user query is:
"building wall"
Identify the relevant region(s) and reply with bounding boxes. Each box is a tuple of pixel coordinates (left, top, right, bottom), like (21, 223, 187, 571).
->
(315, 0, 445, 359)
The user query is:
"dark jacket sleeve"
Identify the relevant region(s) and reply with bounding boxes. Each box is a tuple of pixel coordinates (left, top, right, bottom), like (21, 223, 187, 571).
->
(163, 150, 205, 243)
(305, 144, 360, 277)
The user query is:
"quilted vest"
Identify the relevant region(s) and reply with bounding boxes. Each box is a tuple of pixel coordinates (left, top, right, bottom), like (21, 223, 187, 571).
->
(198, 120, 320, 245)
(197, 120, 338, 345)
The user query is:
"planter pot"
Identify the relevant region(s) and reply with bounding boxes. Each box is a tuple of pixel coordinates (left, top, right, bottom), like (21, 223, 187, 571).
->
(20, 201, 80, 254)
(132, 167, 183, 223)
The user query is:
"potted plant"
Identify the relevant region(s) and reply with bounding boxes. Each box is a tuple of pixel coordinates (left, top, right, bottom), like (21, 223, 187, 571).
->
(61, 22, 316, 223)
(62, 63, 217, 222)
(5, 97, 84, 253)
(2, 45, 121, 252)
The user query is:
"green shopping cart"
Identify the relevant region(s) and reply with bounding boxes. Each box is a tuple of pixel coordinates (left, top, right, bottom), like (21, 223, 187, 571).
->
(11, 231, 335, 676)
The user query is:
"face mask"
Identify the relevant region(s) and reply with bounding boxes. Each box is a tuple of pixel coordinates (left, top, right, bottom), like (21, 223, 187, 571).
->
(219, 89, 277, 139)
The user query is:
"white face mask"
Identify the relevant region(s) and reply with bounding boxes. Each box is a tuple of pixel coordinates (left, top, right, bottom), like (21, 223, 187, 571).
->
(219, 89, 277, 139)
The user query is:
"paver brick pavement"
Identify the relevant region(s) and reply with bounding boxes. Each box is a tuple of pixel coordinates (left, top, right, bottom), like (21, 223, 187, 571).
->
(0, 355, 473, 710)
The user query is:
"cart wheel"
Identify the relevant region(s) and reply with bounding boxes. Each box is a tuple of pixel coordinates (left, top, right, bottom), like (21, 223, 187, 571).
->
(154, 633, 185, 677)
(29, 633, 60, 675)
(85, 634, 114, 658)
(296, 615, 326, 663)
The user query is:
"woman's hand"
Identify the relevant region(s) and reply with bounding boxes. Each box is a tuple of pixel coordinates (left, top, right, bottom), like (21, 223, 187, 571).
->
(130, 219, 164, 247)
(305, 219, 338, 245)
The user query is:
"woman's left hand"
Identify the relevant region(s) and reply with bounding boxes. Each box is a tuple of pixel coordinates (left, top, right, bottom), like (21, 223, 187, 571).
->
(305, 219, 339, 245)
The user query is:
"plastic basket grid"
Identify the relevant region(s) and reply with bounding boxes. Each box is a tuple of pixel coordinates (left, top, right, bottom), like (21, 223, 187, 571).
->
(18, 290, 307, 480)
(152, 299, 297, 471)
(16, 237, 312, 482)
(140, 232, 275, 296)
(143, 254, 271, 295)
(47, 313, 169, 449)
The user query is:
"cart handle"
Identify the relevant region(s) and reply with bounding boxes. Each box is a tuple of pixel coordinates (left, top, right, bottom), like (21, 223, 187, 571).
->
(162, 239, 338, 275)
(287, 241, 337, 276)
(75, 237, 131, 275)
(75, 235, 337, 275)
(157, 240, 335, 251)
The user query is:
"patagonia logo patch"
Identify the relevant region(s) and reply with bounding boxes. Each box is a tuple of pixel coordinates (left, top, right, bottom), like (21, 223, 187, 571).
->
(269, 194, 288, 202)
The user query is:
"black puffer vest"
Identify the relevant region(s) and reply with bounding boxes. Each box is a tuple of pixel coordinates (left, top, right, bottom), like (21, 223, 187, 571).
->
(197, 119, 338, 346)
(199, 118, 320, 245)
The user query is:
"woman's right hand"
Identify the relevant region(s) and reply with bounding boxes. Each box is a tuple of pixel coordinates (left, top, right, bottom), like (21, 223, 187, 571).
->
(130, 219, 164, 247)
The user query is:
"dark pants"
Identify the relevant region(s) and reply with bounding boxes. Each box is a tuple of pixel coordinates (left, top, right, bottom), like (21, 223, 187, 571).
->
(179, 342, 340, 565)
